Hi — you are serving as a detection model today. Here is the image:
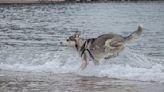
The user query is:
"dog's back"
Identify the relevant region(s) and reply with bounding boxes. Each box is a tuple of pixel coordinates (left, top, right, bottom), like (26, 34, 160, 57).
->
(89, 25, 143, 61)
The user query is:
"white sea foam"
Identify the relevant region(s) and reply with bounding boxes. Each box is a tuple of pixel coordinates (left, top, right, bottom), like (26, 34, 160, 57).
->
(0, 50, 164, 83)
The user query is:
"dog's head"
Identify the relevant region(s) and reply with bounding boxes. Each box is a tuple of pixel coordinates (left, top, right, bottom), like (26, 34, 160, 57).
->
(66, 31, 81, 47)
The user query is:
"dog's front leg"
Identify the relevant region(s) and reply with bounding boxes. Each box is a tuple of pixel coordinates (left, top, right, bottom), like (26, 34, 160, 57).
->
(80, 52, 89, 70)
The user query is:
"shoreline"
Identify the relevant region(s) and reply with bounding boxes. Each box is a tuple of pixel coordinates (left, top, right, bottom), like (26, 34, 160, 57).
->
(0, 70, 164, 92)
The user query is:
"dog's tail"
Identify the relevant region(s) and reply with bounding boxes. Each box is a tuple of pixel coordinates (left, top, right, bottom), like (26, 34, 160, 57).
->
(124, 25, 143, 43)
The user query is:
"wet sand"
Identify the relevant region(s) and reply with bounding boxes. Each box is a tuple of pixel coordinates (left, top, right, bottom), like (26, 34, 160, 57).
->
(0, 70, 164, 92)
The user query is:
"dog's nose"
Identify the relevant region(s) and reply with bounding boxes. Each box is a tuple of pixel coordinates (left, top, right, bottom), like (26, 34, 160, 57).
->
(60, 42, 63, 45)
(66, 39, 69, 41)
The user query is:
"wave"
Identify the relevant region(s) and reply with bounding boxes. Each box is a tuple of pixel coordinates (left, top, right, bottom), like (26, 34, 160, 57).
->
(0, 49, 164, 83)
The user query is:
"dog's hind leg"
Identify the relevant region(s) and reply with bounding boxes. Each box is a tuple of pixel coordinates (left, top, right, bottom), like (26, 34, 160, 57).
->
(80, 52, 89, 70)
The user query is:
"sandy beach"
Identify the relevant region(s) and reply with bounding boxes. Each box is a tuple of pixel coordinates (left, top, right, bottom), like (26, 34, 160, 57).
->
(0, 70, 164, 92)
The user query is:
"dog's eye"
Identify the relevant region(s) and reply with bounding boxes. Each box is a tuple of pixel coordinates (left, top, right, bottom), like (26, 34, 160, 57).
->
(75, 44, 78, 47)
(68, 37, 71, 40)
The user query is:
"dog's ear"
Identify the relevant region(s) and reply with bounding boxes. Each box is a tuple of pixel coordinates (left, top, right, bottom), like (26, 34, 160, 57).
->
(75, 31, 80, 37)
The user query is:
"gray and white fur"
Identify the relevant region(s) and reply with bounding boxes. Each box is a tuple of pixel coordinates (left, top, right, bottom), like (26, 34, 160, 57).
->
(66, 25, 143, 70)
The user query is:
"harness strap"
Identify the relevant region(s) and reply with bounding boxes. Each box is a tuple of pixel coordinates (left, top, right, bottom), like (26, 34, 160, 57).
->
(81, 48, 94, 60)
(80, 39, 95, 60)
(86, 49, 94, 60)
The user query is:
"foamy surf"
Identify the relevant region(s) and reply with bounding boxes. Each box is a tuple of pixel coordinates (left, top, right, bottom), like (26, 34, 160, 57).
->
(0, 49, 164, 83)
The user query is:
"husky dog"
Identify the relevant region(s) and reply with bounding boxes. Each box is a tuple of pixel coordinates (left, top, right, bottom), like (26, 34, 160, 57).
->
(66, 25, 143, 70)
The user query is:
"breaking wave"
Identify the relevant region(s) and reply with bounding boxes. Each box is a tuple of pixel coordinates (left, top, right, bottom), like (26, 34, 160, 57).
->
(0, 48, 164, 83)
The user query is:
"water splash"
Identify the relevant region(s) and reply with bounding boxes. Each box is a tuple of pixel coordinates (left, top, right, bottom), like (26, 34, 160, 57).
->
(0, 48, 164, 82)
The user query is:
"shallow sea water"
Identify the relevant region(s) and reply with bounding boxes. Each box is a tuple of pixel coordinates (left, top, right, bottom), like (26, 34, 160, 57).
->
(0, 2, 164, 92)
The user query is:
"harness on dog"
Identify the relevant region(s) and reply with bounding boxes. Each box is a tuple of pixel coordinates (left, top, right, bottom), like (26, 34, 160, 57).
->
(80, 38, 95, 60)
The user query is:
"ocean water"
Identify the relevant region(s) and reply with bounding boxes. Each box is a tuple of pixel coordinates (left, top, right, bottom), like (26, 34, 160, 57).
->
(0, 2, 164, 83)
